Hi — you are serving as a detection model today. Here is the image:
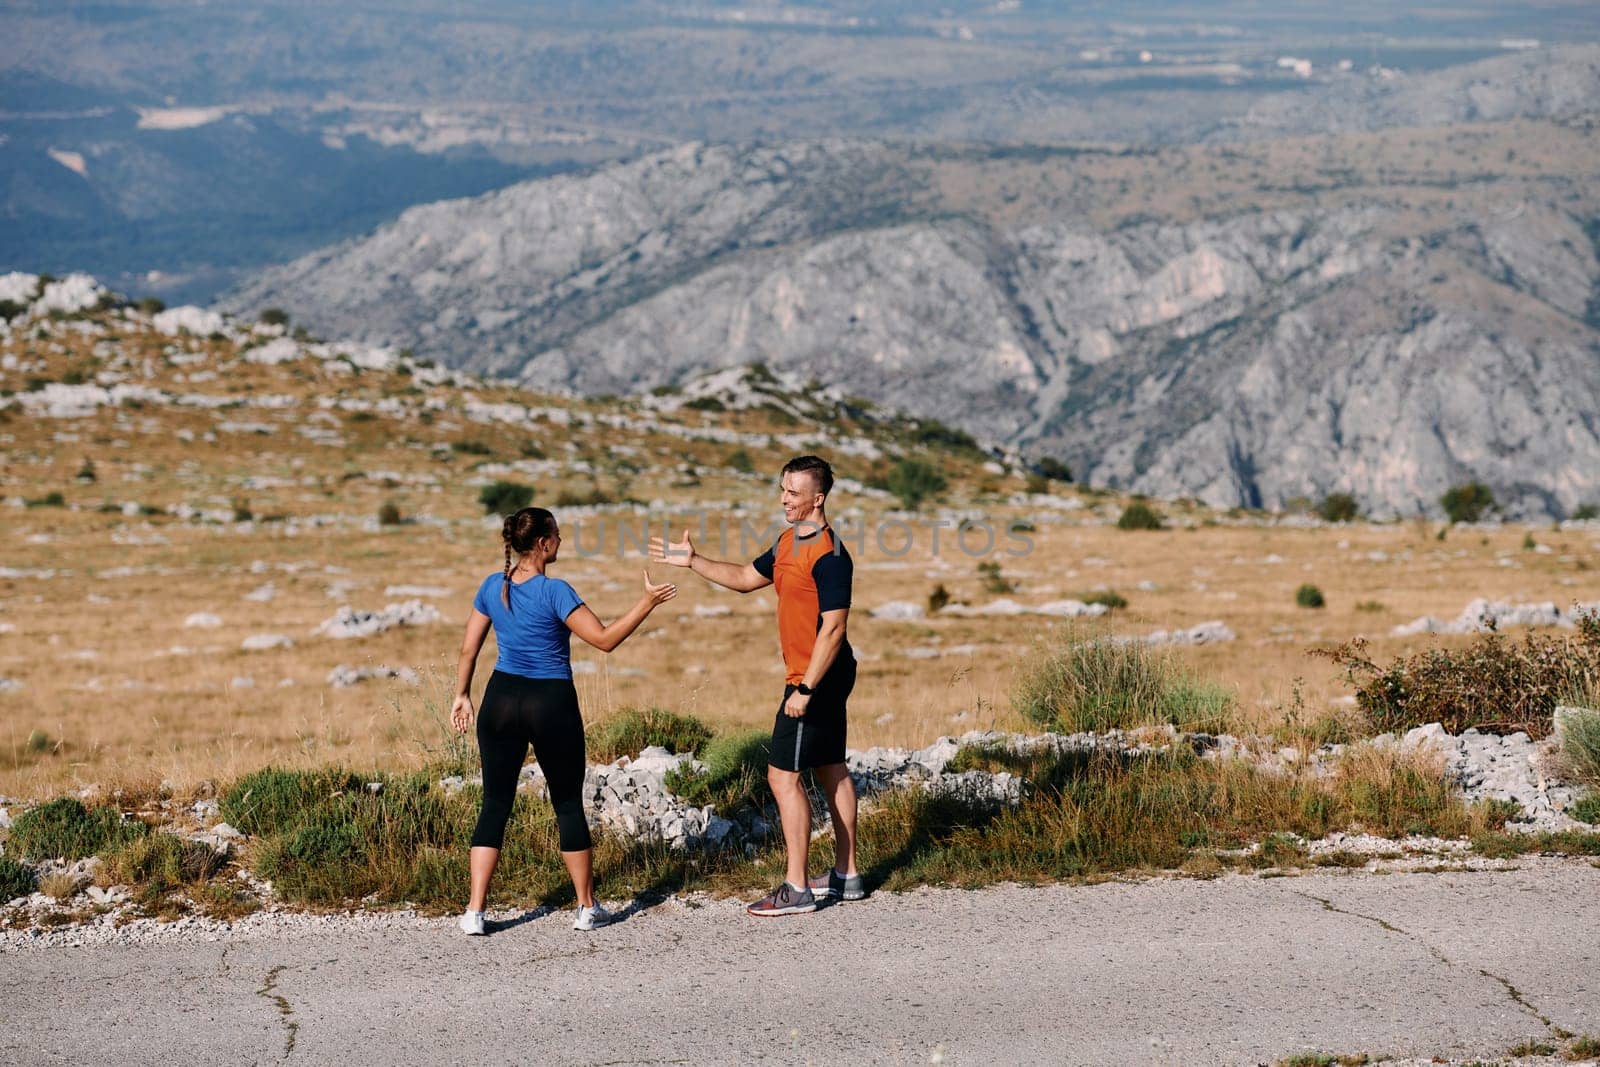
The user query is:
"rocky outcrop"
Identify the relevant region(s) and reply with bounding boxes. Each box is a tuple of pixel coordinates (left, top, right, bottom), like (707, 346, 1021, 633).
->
(224, 138, 1600, 518)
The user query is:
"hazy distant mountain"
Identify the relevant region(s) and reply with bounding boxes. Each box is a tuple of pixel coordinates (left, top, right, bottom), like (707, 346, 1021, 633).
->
(7, 2, 1599, 298)
(224, 118, 1600, 518)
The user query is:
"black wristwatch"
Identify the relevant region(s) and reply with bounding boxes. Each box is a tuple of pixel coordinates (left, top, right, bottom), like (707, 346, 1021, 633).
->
(795, 683, 814, 696)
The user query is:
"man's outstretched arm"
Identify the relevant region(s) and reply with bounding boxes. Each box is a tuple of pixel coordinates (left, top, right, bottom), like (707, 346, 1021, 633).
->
(649, 529, 772, 593)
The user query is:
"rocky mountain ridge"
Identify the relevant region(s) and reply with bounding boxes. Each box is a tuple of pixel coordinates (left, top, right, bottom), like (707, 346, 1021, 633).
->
(224, 123, 1600, 520)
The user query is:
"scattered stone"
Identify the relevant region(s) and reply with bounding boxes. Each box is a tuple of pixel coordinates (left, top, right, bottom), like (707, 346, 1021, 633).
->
(1392, 597, 1600, 637)
(151, 306, 225, 337)
(183, 612, 222, 628)
(240, 633, 293, 651)
(314, 600, 441, 639)
(871, 600, 926, 620)
(326, 664, 422, 688)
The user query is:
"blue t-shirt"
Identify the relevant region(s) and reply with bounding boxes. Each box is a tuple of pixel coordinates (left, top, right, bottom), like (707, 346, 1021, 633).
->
(472, 572, 585, 679)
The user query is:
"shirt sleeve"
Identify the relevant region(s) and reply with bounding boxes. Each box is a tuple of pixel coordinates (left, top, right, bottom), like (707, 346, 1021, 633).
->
(472, 575, 494, 616)
(752, 542, 777, 581)
(812, 550, 853, 612)
(550, 578, 585, 621)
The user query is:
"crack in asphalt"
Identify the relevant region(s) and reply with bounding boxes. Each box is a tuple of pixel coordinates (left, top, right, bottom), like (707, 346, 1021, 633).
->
(256, 964, 300, 1058)
(1296, 892, 1559, 1035)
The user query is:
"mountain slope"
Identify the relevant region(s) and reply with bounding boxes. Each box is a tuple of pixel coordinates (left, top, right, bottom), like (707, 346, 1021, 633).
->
(222, 125, 1600, 518)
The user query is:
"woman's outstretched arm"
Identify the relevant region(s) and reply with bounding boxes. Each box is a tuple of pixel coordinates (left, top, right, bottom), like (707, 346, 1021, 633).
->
(565, 571, 677, 653)
(450, 609, 492, 733)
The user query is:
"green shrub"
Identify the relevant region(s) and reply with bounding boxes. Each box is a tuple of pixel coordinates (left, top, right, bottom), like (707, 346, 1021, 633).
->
(665, 730, 771, 810)
(1296, 584, 1326, 609)
(1440, 480, 1495, 524)
(451, 439, 492, 456)
(977, 560, 1013, 594)
(1313, 616, 1600, 739)
(25, 492, 65, 508)
(136, 296, 165, 315)
(586, 707, 714, 763)
(220, 767, 366, 837)
(1558, 706, 1600, 788)
(1355, 601, 1386, 614)
(1316, 493, 1359, 523)
(1035, 456, 1073, 483)
(377, 501, 403, 526)
(1116, 502, 1165, 530)
(1083, 590, 1128, 610)
(0, 299, 27, 321)
(1012, 629, 1235, 734)
(1571, 794, 1600, 826)
(75, 458, 96, 483)
(727, 448, 754, 473)
(1575, 504, 1599, 521)
(9, 797, 148, 861)
(477, 480, 534, 516)
(0, 856, 36, 901)
(1568, 1035, 1600, 1061)
(885, 459, 947, 510)
(555, 484, 615, 507)
(104, 833, 226, 902)
(927, 583, 951, 614)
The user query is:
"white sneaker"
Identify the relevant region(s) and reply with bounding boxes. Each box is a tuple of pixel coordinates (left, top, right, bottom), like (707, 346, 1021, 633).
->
(458, 910, 485, 936)
(573, 903, 612, 931)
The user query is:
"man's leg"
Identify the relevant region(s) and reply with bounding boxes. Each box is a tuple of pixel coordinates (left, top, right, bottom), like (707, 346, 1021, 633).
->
(767, 764, 811, 888)
(813, 762, 858, 877)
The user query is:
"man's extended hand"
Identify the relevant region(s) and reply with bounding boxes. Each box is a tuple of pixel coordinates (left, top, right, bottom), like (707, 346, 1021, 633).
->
(783, 689, 810, 718)
(648, 529, 696, 568)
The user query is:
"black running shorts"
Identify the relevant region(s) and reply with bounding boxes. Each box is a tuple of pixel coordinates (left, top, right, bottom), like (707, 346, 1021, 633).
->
(769, 656, 856, 772)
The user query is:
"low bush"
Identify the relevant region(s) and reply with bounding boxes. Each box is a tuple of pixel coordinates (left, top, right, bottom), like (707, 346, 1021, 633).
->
(885, 459, 947, 510)
(377, 501, 403, 526)
(220, 766, 367, 837)
(1012, 629, 1235, 734)
(0, 856, 36, 900)
(1083, 590, 1128, 610)
(859, 743, 1483, 893)
(1570, 794, 1600, 826)
(1034, 456, 1072, 483)
(1575, 504, 1599, 521)
(926, 583, 951, 614)
(1296, 584, 1326, 609)
(477, 480, 534, 516)
(1441, 480, 1495, 524)
(1116, 502, 1164, 530)
(451, 439, 492, 456)
(103, 833, 227, 903)
(9, 798, 147, 861)
(664, 730, 770, 811)
(977, 560, 1013, 594)
(586, 707, 714, 764)
(1567, 1035, 1600, 1061)
(1316, 493, 1360, 523)
(1558, 706, 1600, 788)
(1313, 616, 1600, 738)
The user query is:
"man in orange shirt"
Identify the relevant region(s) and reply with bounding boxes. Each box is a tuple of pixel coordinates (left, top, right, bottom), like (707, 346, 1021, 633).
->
(651, 455, 863, 916)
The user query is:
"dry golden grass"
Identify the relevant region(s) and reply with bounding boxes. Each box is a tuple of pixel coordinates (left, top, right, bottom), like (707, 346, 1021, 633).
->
(2, 311, 1596, 797)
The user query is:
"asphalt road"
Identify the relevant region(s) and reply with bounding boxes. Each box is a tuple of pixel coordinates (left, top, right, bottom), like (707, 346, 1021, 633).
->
(4, 859, 1598, 1066)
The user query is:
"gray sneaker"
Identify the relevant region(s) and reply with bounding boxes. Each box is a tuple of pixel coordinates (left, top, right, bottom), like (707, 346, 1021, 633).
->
(746, 882, 817, 917)
(807, 869, 866, 902)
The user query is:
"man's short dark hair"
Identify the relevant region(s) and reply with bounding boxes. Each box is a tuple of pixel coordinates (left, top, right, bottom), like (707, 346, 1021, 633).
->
(782, 454, 834, 497)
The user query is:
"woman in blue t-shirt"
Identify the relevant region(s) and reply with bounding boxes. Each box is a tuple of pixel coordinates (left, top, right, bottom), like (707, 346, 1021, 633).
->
(449, 505, 676, 935)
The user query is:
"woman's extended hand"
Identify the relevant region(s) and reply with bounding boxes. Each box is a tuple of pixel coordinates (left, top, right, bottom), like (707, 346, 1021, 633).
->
(644, 569, 678, 608)
(450, 694, 475, 735)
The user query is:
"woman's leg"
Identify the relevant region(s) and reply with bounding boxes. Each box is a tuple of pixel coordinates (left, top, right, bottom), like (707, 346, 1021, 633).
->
(468, 674, 529, 912)
(530, 680, 595, 906)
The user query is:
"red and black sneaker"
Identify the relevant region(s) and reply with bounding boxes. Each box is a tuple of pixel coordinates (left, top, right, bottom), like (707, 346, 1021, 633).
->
(746, 881, 818, 917)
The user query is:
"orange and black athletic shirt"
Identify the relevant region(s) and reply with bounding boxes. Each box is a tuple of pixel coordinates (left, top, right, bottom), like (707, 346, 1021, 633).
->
(753, 525, 854, 685)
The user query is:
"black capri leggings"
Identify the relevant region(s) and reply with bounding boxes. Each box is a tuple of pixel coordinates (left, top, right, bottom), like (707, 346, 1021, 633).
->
(470, 671, 592, 852)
